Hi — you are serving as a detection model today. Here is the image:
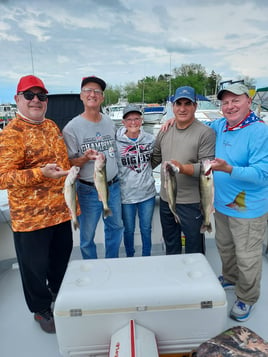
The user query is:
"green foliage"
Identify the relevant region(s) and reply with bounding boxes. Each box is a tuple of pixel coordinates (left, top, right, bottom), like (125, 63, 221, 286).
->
(207, 70, 221, 96)
(103, 63, 255, 105)
(103, 86, 121, 106)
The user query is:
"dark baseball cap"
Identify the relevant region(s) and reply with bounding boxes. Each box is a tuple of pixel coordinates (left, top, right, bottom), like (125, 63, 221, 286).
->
(81, 76, 106, 91)
(123, 105, 142, 118)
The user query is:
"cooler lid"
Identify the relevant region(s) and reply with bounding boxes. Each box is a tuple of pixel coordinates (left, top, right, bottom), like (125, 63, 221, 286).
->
(54, 253, 227, 315)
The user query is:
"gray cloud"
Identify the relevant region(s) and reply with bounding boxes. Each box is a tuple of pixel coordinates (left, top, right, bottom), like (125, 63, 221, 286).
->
(0, 0, 267, 103)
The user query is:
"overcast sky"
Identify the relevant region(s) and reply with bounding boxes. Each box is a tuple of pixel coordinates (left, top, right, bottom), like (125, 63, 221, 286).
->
(1, 0, 268, 103)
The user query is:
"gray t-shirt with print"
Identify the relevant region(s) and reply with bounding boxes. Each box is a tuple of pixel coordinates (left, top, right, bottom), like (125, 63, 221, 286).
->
(63, 113, 118, 182)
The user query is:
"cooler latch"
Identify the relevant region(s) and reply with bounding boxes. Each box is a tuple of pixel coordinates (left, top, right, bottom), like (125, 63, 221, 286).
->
(70, 309, 83, 316)
(201, 301, 213, 309)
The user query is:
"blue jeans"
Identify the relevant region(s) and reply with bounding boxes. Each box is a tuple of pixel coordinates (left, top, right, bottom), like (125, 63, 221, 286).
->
(77, 180, 123, 259)
(122, 196, 155, 257)
(160, 198, 205, 254)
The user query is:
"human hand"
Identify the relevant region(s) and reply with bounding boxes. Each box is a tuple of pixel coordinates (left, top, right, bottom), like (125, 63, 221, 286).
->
(211, 158, 233, 173)
(170, 160, 194, 176)
(69, 149, 99, 168)
(84, 149, 99, 161)
(41, 163, 69, 178)
(170, 160, 182, 171)
(160, 117, 175, 132)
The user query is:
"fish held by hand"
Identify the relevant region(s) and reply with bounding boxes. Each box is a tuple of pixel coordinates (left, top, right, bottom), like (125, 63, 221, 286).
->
(64, 165, 80, 230)
(200, 159, 214, 233)
(94, 153, 112, 219)
(163, 161, 181, 224)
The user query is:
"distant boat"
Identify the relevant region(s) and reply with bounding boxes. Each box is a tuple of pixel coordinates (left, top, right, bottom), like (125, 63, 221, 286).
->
(0, 104, 16, 129)
(162, 101, 173, 122)
(195, 99, 222, 122)
(142, 104, 166, 124)
(252, 86, 268, 124)
(106, 100, 128, 122)
(163, 96, 222, 124)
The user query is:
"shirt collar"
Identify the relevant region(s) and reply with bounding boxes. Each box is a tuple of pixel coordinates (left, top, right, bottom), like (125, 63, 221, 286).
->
(224, 111, 263, 132)
(16, 111, 45, 125)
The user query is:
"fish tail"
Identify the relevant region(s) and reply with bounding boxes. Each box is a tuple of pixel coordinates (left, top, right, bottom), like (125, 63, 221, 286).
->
(175, 215, 181, 224)
(174, 212, 181, 224)
(73, 219, 80, 231)
(200, 223, 212, 234)
(103, 208, 113, 219)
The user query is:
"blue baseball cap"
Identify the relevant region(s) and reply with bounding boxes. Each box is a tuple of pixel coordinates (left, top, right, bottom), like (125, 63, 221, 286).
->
(173, 86, 196, 103)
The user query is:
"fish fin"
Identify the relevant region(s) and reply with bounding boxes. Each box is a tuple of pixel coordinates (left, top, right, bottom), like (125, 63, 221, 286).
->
(103, 208, 113, 219)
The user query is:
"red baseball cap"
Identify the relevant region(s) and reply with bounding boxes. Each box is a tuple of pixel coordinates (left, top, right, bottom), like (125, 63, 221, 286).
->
(17, 75, 48, 94)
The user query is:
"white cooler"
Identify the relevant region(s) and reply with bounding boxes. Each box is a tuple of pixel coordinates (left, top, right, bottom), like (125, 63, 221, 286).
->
(54, 253, 227, 357)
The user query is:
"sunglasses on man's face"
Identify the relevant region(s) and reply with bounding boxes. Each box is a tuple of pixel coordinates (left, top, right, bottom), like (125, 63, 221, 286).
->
(18, 91, 48, 102)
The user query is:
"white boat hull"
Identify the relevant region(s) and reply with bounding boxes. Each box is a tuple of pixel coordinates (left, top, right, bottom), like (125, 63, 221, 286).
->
(143, 112, 164, 124)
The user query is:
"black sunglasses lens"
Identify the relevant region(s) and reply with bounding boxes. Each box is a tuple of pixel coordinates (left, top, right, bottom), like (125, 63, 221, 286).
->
(23, 91, 34, 100)
(23, 91, 47, 101)
(36, 93, 47, 101)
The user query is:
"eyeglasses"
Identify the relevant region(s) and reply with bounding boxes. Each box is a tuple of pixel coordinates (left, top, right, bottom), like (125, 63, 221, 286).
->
(124, 118, 142, 123)
(81, 88, 103, 96)
(18, 91, 47, 101)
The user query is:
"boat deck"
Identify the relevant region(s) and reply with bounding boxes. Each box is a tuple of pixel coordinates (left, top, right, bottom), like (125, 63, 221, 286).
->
(1, 238, 268, 357)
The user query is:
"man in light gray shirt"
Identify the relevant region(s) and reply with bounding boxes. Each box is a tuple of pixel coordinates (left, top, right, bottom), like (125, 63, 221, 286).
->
(63, 76, 123, 259)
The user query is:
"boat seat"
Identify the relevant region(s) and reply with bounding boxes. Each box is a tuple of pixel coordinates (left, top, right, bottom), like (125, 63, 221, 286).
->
(195, 325, 268, 356)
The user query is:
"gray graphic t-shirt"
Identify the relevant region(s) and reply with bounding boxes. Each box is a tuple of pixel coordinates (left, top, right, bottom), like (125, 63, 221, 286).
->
(63, 114, 118, 182)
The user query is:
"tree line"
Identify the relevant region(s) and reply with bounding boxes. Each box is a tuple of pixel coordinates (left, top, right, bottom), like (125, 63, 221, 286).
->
(103, 63, 255, 106)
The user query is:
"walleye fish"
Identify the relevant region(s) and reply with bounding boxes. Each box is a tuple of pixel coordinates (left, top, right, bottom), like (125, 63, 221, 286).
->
(64, 165, 80, 230)
(200, 159, 214, 233)
(163, 161, 181, 224)
(94, 153, 112, 218)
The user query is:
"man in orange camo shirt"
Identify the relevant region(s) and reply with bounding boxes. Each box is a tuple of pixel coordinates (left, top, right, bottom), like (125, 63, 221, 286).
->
(0, 75, 73, 333)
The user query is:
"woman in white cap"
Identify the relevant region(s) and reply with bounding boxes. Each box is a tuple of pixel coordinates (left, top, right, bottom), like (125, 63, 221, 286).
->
(116, 105, 156, 257)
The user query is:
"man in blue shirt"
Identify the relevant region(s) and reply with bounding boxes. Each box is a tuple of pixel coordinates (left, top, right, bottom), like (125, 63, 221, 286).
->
(209, 83, 268, 322)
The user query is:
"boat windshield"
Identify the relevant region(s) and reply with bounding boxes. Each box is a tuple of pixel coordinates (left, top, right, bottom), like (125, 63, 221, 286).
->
(109, 106, 125, 112)
(197, 101, 220, 110)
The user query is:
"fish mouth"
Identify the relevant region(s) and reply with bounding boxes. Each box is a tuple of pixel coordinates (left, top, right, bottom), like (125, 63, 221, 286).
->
(202, 160, 212, 176)
(204, 167, 212, 176)
(163, 161, 179, 174)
